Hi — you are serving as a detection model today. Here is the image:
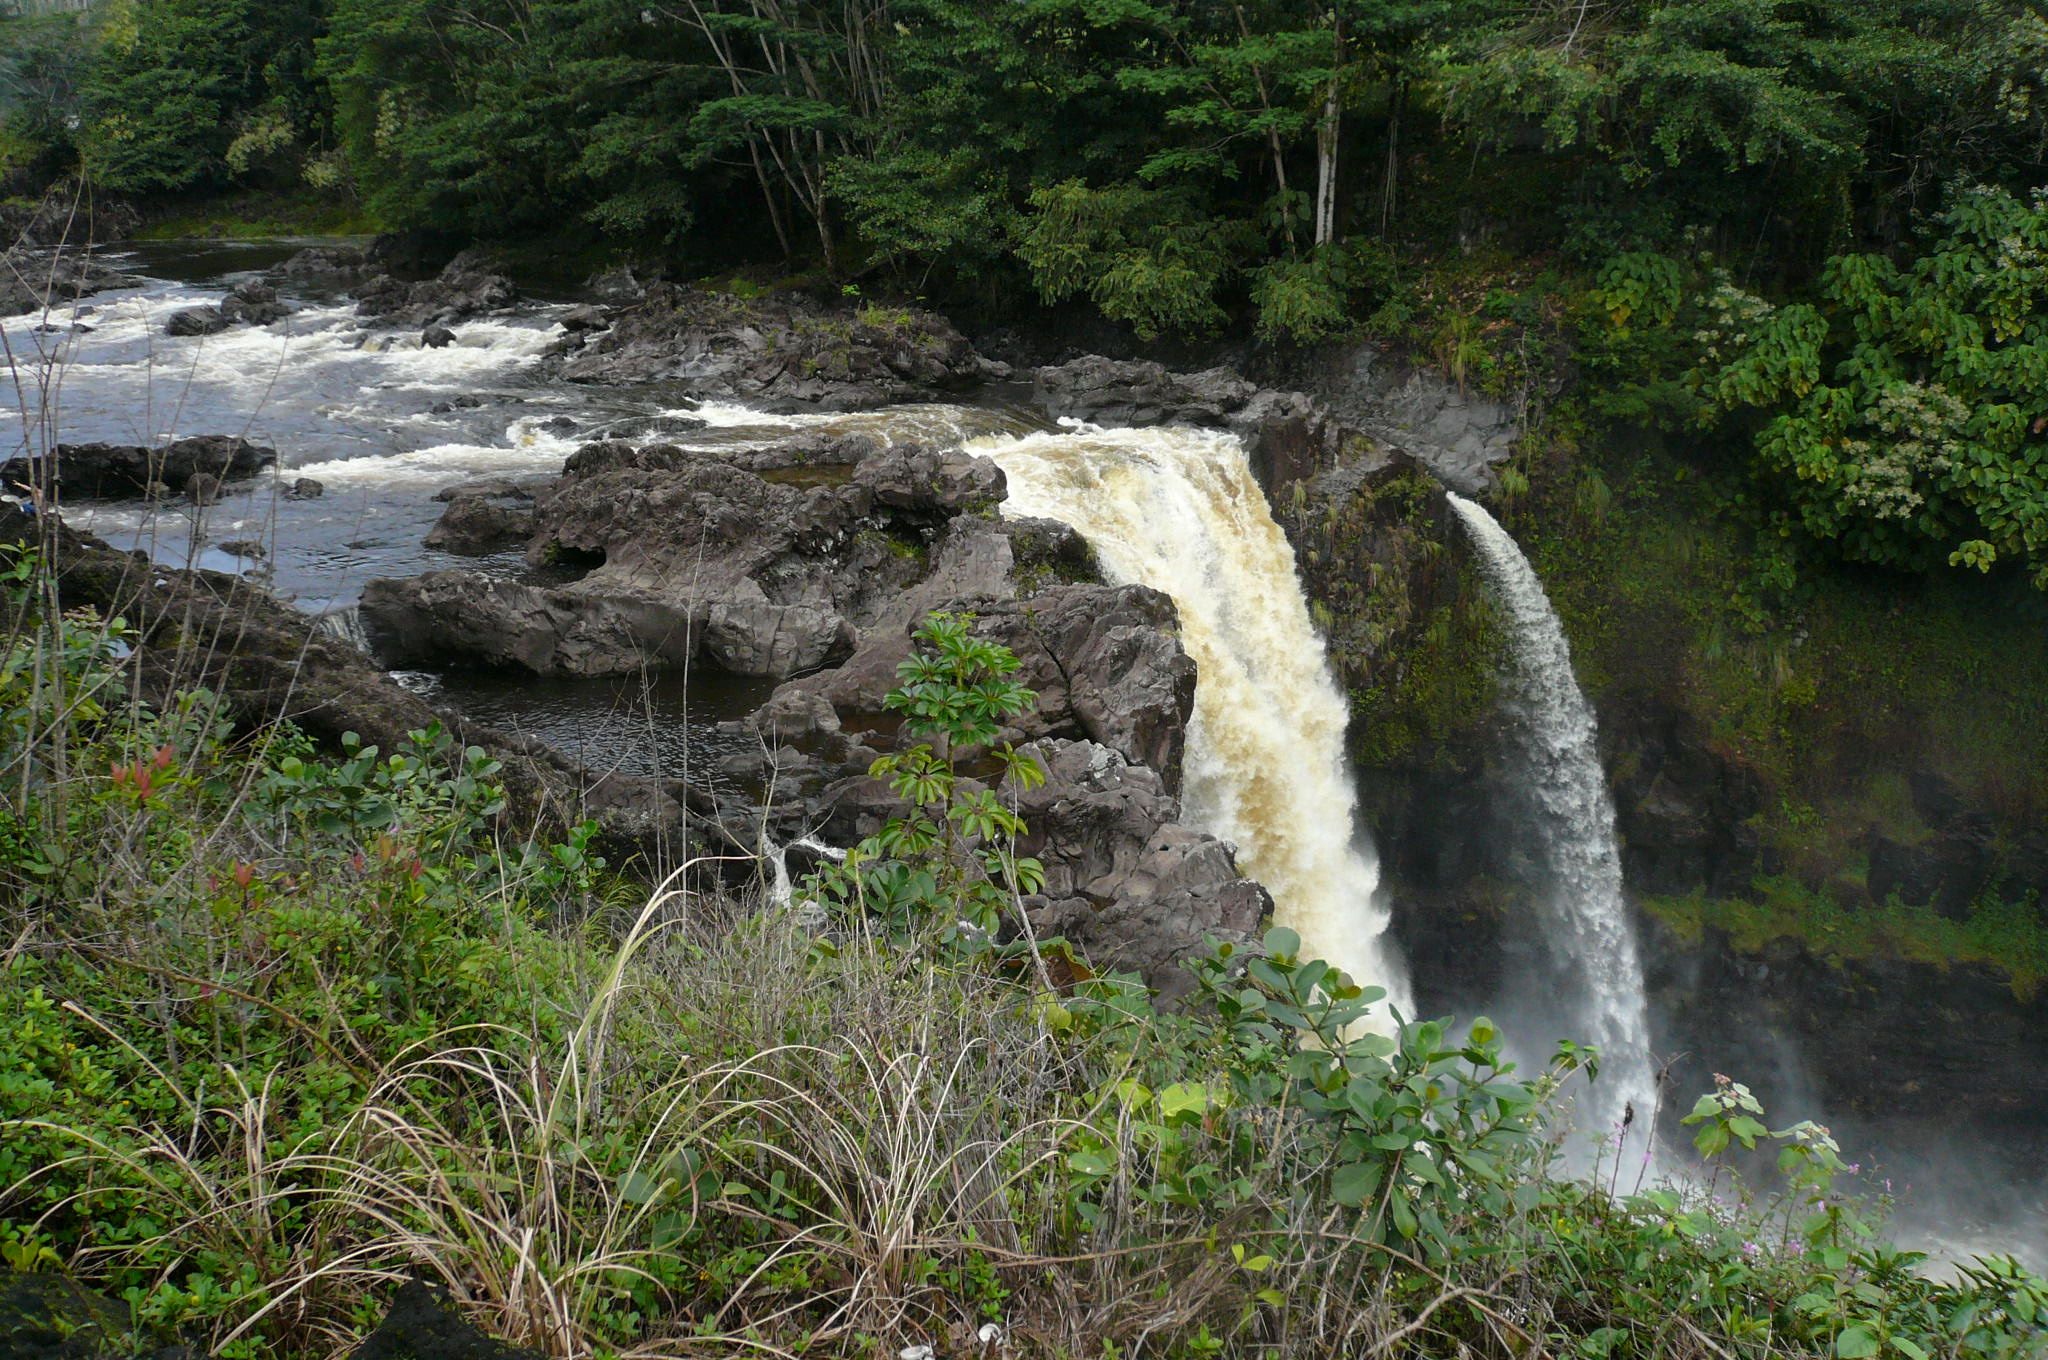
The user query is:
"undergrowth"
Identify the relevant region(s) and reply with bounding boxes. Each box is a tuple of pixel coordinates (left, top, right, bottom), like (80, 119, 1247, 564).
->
(1, 557, 2043, 1359)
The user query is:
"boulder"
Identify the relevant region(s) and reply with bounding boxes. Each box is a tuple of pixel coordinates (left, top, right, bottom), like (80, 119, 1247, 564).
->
(1, 435, 275, 501)
(422, 324, 458, 349)
(349, 1281, 541, 1360)
(269, 244, 377, 289)
(1034, 357, 1257, 428)
(288, 477, 325, 500)
(588, 265, 650, 305)
(217, 538, 266, 558)
(165, 305, 229, 337)
(0, 1272, 143, 1359)
(220, 278, 290, 326)
(185, 473, 225, 505)
(357, 249, 516, 329)
(971, 585, 1196, 792)
(559, 285, 984, 408)
(851, 444, 1006, 521)
(812, 738, 1266, 1001)
(425, 489, 534, 554)
(433, 476, 540, 503)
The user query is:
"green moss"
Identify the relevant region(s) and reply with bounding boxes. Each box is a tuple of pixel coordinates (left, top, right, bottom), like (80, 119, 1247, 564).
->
(1517, 437, 2048, 815)
(1645, 878, 2047, 1001)
(858, 526, 927, 563)
(1287, 463, 1504, 770)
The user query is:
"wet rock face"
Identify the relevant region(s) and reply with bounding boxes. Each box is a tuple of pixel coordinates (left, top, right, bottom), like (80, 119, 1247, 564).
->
(1015, 739, 1269, 999)
(557, 285, 990, 408)
(364, 426, 1255, 995)
(0, 435, 275, 501)
(1261, 342, 1524, 493)
(1643, 917, 2048, 1133)
(971, 586, 1196, 792)
(1034, 356, 1257, 427)
(1608, 703, 1764, 898)
(1031, 356, 1374, 494)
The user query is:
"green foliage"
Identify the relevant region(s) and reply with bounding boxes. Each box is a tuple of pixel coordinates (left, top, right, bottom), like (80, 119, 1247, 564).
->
(77, 0, 329, 194)
(1693, 185, 2048, 587)
(1017, 179, 1242, 340)
(808, 610, 1045, 954)
(0, 13, 96, 183)
(3, 546, 2044, 1357)
(1446, 0, 2048, 265)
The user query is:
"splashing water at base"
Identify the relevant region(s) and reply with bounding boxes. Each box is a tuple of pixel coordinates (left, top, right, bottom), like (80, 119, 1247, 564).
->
(972, 424, 1409, 1015)
(1445, 491, 1655, 1136)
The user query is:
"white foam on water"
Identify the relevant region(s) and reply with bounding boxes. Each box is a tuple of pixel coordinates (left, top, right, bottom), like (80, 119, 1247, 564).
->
(291, 416, 584, 488)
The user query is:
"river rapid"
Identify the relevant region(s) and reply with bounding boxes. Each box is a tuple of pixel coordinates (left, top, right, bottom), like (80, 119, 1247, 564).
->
(0, 241, 1026, 775)
(6, 242, 2044, 1270)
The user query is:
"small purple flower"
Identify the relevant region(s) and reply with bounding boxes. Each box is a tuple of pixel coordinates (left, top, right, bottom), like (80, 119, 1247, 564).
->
(1742, 1241, 1763, 1260)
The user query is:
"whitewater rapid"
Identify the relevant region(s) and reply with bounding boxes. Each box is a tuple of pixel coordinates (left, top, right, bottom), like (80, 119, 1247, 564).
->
(1445, 492, 1655, 1134)
(973, 423, 1410, 1018)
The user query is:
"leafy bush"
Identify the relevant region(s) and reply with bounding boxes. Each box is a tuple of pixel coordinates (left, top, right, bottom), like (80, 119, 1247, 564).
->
(6, 577, 2046, 1360)
(1688, 185, 2048, 587)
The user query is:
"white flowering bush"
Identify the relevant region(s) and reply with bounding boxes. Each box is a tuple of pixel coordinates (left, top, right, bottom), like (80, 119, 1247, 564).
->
(1690, 185, 2048, 587)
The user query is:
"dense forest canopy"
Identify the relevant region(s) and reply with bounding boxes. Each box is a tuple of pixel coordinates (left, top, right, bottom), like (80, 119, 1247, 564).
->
(6, 0, 2048, 588)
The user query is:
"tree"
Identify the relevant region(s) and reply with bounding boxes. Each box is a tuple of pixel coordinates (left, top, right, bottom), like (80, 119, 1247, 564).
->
(79, 0, 327, 194)
(1444, 0, 2048, 265)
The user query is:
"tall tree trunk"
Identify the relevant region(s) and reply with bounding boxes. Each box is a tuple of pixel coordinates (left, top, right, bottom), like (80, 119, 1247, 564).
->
(1380, 77, 1403, 234)
(1233, 3, 1296, 250)
(1314, 17, 1345, 247)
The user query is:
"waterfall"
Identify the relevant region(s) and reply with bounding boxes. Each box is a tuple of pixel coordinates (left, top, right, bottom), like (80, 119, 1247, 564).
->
(316, 603, 371, 653)
(1444, 491, 1654, 1134)
(971, 424, 1409, 1015)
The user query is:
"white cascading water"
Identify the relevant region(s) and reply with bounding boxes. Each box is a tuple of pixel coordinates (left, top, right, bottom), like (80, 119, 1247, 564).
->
(971, 424, 1410, 1016)
(1444, 492, 1655, 1134)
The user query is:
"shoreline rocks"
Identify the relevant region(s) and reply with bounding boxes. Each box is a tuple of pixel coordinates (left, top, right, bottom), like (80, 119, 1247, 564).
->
(1, 435, 275, 502)
(557, 284, 992, 408)
(1, 245, 139, 316)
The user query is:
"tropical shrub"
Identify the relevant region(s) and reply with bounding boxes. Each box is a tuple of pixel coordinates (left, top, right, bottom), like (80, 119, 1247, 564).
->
(1693, 185, 2048, 587)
